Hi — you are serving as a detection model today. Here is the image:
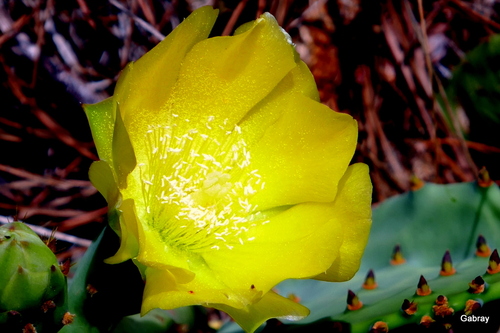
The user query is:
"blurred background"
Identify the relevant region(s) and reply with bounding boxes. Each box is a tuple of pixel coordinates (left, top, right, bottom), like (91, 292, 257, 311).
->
(1, 0, 500, 256)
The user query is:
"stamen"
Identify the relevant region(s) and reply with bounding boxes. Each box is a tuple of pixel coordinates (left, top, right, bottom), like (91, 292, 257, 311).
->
(139, 117, 267, 252)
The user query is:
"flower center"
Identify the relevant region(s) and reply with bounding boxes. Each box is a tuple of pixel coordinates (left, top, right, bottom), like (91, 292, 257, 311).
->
(139, 115, 267, 251)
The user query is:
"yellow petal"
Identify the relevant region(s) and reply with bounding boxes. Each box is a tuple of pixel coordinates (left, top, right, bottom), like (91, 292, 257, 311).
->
(197, 163, 371, 297)
(114, 6, 218, 127)
(313, 163, 372, 281)
(141, 265, 258, 313)
(88, 160, 124, 236)
(197, 203, 341, 298)
(214, 291, 310, 333)
(142, 269, 308, 333)
(248, 95, 358, 210)
(88, 160, 119, 207)
(236, 61, 320, 144)
(160, 11, 297, 133)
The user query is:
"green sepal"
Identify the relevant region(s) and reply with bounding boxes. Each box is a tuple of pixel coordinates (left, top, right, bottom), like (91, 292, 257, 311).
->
(83, 97, 116, 163)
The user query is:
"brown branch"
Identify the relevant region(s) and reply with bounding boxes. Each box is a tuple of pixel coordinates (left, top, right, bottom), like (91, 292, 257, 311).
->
(409, 138, 500, 154)
(448, 0, 500, 31)
(31, 108, 98, 161)
(0, 217, 92, 247)
(109, 0, 164, 41)
(0, 14, 31, 47)
(0, 164, 93, 190)
(0, 204, 89, 219)
(222, 0, 250, 36)
(57, 207, 107, 232)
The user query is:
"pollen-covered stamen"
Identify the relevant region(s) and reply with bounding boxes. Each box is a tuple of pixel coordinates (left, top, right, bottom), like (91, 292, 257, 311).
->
(139, 116, 267, 251)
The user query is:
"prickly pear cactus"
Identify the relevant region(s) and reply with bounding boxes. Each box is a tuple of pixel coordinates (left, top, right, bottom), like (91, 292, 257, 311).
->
(0, 222, 67, 332)
(219, 180, 500, 332)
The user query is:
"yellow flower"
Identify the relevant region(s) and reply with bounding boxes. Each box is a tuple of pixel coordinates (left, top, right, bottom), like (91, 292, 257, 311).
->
(84, 6, 372, 333)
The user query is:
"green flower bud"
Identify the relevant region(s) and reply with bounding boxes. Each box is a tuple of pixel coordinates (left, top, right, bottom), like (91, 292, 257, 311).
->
(0, 222, 65, 312)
